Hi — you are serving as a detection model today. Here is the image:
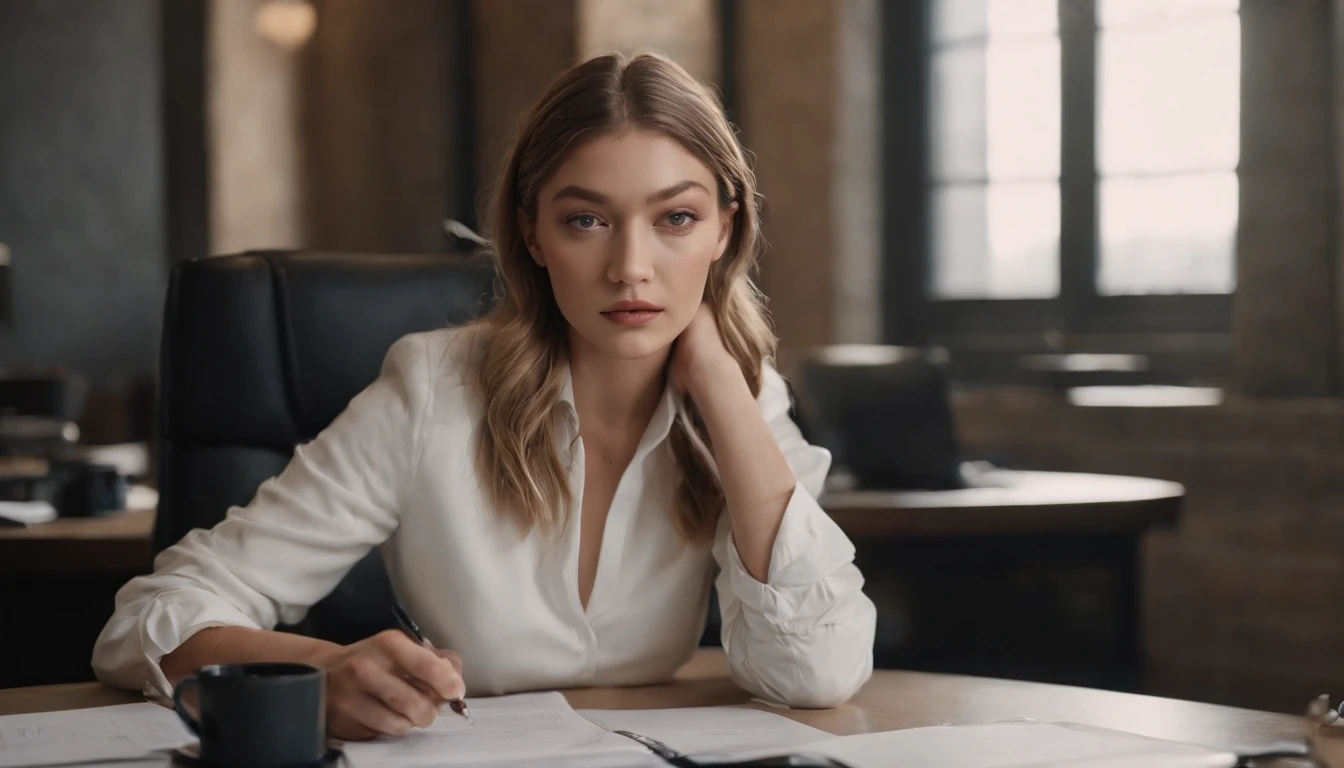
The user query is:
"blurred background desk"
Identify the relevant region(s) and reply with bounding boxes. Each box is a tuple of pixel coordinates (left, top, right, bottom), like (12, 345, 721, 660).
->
(0, 506, 154, 574)
(0, 487, 157, 689)
(820, 469, 1184, 694)
(823, 469, 1181, 537)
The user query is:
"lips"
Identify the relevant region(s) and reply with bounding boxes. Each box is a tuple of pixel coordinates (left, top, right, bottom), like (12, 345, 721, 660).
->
(601, 300, 663, 327)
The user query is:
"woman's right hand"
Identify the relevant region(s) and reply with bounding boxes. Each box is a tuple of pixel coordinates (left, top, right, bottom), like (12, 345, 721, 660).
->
(313, 629, 465, 741)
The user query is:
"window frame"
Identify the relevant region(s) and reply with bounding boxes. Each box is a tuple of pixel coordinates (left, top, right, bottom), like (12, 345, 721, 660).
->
(882, 0, 1234, 383)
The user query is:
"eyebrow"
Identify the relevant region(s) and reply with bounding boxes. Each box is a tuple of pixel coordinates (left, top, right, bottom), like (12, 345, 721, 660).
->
(551, 180, 711, 206)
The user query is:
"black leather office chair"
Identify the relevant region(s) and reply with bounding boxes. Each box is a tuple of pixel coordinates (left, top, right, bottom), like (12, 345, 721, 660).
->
(155, 250, 496, 644)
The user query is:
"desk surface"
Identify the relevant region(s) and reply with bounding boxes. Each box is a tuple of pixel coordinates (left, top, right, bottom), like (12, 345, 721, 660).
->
(0, 650, 1302, 751)
(0, 508, 154, 573)
(823, 470, 1182, 537)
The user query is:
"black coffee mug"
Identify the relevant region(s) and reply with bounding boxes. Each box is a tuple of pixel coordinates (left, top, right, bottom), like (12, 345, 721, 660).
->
(172, 662, 328, 767)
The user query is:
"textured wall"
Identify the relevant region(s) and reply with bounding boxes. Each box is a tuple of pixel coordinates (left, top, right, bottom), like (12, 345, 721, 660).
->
(739, 0, 840, 351)
(209, 0, 305, 254)
(738, 0, 883, 351)
(473, 0, 578, 219)
(0, 0, 166, 389)
(301, 0, 464, 252)
(578, 0, 719, 85)
(1235, 0, 1337, 397)
(833, 0, 882, 345)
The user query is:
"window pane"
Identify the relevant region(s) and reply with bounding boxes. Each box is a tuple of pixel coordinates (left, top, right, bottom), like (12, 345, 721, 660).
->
(930, 46, 987, 181)
(986, 40, 1059, 179)
(931, 0, 988, 44)
(1099, 0, 1237, 28)
(931, 182, 1060, 299)
(931, 0, 1056, 45)
(1098, 172, 1237, 295)
(986, 0, 1056, 39)
(931, 40, 1059, 182)
(1098, 14, 1240, 174)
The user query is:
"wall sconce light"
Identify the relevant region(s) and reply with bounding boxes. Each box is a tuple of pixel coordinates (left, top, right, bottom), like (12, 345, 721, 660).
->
(254, 0, 317, 51)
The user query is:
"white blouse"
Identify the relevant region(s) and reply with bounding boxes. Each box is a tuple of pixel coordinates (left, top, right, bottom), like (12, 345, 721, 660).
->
(92, 328, 876, 708)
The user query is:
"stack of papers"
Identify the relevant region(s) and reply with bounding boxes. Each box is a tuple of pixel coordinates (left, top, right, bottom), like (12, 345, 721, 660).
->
(0, 500, 56, 527)
(759, 721, 1239, 768)
(0, 702, 191, 767)
(579, 705, 833, 760)
(0, 691, 1243, 768)
(340, 692, 662, 767)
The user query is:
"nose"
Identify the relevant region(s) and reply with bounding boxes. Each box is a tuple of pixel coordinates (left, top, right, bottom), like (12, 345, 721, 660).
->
(606, 225, 655, 285)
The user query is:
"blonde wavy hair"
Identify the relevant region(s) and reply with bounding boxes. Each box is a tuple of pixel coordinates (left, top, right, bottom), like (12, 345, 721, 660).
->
(470, 52, 774, 544)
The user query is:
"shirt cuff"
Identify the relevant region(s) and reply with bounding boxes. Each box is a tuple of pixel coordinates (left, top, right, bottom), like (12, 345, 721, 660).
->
(137, 590, 265, 701)
(721, 481, 857, 631)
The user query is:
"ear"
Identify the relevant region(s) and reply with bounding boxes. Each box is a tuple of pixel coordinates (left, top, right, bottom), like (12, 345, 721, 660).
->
(713, 201, 739, 263)
(518, 207, 545, 267)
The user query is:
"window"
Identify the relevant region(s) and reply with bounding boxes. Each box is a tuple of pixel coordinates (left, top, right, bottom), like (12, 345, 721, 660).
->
(883, 0, 1241, 373)
(1095, 0, 1239, 296)
(928, 0, 1060, 299)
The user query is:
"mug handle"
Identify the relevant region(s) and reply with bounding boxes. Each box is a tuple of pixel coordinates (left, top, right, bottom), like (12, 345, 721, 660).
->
(172, 675, 201, 736)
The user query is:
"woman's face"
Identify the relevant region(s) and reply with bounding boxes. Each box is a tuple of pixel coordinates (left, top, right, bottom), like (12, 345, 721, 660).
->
(522, 128, 735, 363)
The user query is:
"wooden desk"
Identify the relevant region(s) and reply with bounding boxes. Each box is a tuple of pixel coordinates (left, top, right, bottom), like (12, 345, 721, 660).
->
(0, 650, 1303, 752)
(821, 470, 1182, 538)
(0, 483, 157, 573)
(815, 470, 1185, 693)
(0, 493, 158, 689)
(0, 508, 154, 573)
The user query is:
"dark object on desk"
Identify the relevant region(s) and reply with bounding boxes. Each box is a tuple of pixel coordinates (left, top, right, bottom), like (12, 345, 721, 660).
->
(617, 730, 854, 768)
(0, 370, 86, 466)
(51, 459, 126, 517)
(156, 250, 497, 645)
(0, 457, 126, 516)
(172, 662, 331, 768)
(793, 344, 963, 490)
(0, 369, 87, 422)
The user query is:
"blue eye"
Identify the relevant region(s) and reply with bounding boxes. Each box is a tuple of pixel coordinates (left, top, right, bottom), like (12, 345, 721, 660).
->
(666, 211, 697, 227)
(572, 215, 598, 229)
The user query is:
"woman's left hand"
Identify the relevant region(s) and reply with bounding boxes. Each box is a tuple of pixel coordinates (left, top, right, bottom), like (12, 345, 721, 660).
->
(670, 302, 738, 399)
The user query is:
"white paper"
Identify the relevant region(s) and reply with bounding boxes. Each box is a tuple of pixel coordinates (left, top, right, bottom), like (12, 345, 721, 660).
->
(580, 705, 833, 759)
(0, 702, 191, 768)
(341, 691, 656, 768)
(0, 501, 56, 526)
(759, 720, 1239, 768)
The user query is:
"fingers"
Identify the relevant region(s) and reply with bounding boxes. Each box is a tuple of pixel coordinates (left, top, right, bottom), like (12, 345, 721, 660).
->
(435, 647, 464, 676)
(328, 712, 379, 742)
(378, 632, 465, 701)
(342, 690, 417, 737)
(348, 655, 441, 729)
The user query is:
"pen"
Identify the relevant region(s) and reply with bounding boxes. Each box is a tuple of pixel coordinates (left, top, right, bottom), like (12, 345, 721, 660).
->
(392, 602, 473, 725)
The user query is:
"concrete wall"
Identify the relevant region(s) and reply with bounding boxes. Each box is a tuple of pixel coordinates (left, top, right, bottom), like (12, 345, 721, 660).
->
(0, 0, 166, 396)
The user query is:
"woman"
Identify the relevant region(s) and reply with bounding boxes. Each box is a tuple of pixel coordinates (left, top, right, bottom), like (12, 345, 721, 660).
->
(93, 52, 876, 741)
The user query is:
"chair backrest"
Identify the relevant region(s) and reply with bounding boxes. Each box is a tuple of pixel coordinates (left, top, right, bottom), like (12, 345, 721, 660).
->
(155, 250, 496, 644)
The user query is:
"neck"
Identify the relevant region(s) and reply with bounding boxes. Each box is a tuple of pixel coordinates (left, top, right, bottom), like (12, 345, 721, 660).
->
(566, 330, 668, 439)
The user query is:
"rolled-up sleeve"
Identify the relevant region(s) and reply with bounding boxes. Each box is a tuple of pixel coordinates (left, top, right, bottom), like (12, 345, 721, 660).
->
(91, 334, 435, 700)
(712, 363, 877, 709)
